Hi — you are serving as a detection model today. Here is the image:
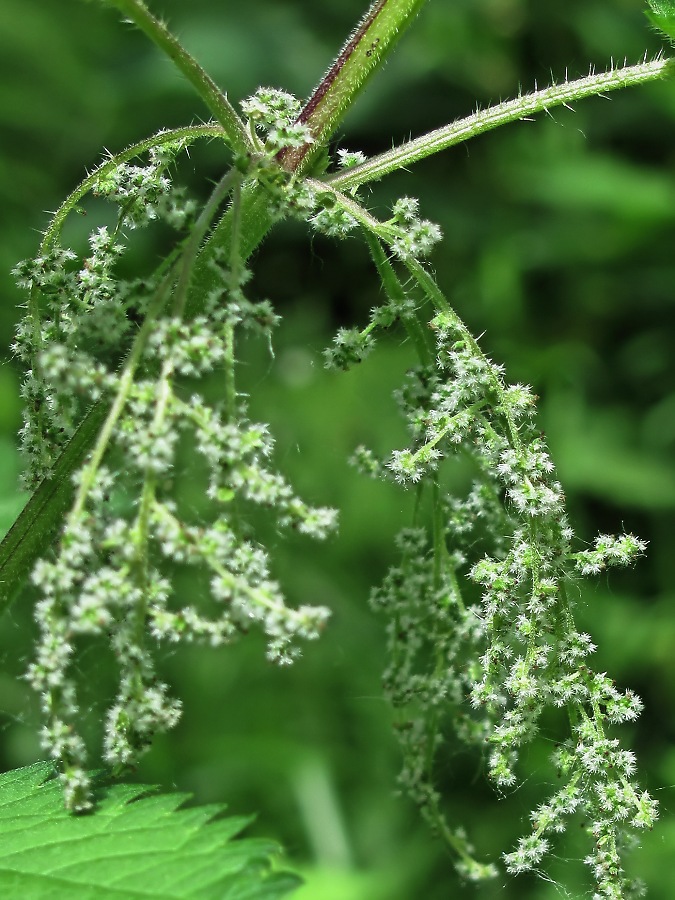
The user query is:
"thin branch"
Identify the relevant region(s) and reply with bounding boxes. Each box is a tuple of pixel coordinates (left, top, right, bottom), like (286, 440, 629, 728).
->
(327, 57, 675, 189)
(104, 0, 252, 155)
(41, 124, 226, 252)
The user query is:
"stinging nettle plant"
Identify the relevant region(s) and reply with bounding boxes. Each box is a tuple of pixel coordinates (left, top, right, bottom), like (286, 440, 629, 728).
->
(3, 0, 674, 895)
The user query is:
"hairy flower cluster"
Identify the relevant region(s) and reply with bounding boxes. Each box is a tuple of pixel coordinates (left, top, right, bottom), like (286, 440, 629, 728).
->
(93, 142, 196, 229)
(311, 200, 359, 238)
(323, 289, 419, 371)
(12, 142, 194, 489)
(387, 196, 442, 260)
(364, 304, 656, 892)
(336, 148, 367, 169)
(18, 161, 336, 811)
(240, 90, 441, 257)
(239, 88, 318, 220)
(324, 326, 375, 370)
(241, 88, 442, 259)
(323, 278, 418, 372)
(308, 149, 369, 237)
(241, 87, 309, 153)
(370, 527, 498, 881)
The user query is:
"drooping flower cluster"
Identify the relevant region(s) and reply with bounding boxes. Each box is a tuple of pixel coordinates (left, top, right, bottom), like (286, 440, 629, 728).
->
(14, 87, 443, 815)
(11, 57, 657, 894)
(15, 144, 336, 811)
(370, 526, 498, 882)
(359, 298, 656, 894)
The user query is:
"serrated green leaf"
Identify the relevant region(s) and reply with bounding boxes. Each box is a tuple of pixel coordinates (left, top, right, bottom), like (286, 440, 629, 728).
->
(0, 763, 301, 900)
(648, 0, 675, 15)
(647, 0, 675, 40)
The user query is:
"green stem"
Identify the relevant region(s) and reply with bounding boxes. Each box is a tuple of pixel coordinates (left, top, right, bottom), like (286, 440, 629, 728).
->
(172, 168, 239, 317)
(103, 0, 251, 155)
(41, 125, 226, 252)
(327, 57, 675, 189)
(224, 178, 244, 421)
(362, 229, 433, 366)
(186, 183, 276, 317)
(280, 0, 430, 173)
(228, 179, 243, 280)
(70, 168, 238, 522)
(431, 478, 444, 590)
(68, 271, 175, 523)
(130, 353, 174, 654)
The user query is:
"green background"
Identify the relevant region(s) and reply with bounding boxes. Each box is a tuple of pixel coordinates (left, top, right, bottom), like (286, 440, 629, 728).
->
(1, 0, 675, 897)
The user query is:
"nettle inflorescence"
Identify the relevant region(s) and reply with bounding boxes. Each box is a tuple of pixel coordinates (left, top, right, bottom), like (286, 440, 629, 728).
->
(9, 3, 667, 889)
(13, 97, 344, 811)
(306, 129, 658, 889)
(12, 143, 194, 490)
(348, 293, 656, 892)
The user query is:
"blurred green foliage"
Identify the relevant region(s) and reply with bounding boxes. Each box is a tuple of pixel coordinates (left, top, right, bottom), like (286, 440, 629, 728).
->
(1, 0, 675, 897)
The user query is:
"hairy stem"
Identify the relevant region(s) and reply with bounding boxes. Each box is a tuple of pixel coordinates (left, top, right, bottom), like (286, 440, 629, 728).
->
(280, 0, 429, 173)
(41, 125, 226, 252)
(328, 56, 675, 189)
(224, 178, 243, 421)
(362, 229, 433, 366)
(102, 0, 251, 154)
(172, 168, 240, 317)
